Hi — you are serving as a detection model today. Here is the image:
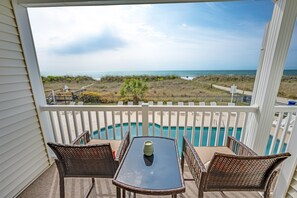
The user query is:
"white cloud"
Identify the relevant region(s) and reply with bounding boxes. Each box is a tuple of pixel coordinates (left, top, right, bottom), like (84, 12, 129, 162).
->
(28, 4, 264, 73)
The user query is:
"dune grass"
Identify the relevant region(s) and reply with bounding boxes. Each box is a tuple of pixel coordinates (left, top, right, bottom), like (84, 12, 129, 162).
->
(42, 75, 297, 105)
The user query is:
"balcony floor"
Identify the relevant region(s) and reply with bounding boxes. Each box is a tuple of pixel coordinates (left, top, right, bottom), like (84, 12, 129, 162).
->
(18, 163, 263, 198)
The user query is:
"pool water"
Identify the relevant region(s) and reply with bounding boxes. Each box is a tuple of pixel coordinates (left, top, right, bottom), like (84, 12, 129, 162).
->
(92, 122, 286, 155)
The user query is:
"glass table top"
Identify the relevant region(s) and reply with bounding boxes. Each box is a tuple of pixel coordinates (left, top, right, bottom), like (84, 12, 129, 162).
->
(113, 137, 184, 192)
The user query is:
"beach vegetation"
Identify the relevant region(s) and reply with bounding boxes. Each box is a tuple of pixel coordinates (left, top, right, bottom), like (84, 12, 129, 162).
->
(42, 74, 297, 105)
(100, 75, 178, 82)
(120, 78, 148, 103)
(42, 75, 95, 83)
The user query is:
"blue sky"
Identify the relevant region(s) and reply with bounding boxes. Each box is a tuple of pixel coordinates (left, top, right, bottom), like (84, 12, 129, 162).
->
(28, 1, 297, 74)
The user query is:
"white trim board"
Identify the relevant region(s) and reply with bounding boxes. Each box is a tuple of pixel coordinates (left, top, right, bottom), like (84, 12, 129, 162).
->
(18, 0, 238, 7)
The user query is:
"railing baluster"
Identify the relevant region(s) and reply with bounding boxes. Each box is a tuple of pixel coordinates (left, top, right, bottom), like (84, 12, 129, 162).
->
(80, 111, 85, 133)
(215, 112, 222, 146)
(192, 111, 196, 145)
(270, 112, 283, 154)
(177, 110, 180, 140)
(104, 111, 108, 139)
(128, 110, 131, 136)
(223, 112, 230, 146)
(136, 111, 139, 136)
(88, 111, 93, 136)
(207, 112, 213, 146)
(49, 111, 58, 142)
(184, 112, 188, 137)
(233, 112, 239, 137)
(64, 111, 72, 143)
(72, 110, 78, 137)
(277, 112, 292, 153)
(112, 111, 115, 140)
(200, 112, 204, 146)
(168, 110, 172, 138)
(120, 111, 123, 139)
(160, 110, 163, 137)
(240, 112, 249, 143)
(152, 111, 155, 136)
(96, 111, 101, 139)
(57, 111, 66, 143)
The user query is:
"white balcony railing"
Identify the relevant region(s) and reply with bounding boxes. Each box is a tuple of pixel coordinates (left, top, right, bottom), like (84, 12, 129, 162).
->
(40, 104, 297, 155)
(40, 104, 258, 149)
(268, 106, 297, 155)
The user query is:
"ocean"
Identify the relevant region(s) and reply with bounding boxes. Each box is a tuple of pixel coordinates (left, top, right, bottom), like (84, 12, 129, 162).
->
(41, 70, 297, 80)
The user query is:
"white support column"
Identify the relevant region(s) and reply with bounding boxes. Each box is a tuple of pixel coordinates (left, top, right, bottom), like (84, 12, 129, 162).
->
(250, 23, 270, 105)
(12, 1, 55, 157)
(246, 0, 297, 154)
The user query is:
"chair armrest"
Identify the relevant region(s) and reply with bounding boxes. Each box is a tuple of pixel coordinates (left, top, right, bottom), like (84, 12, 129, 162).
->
(72, 130, 90, 145)
(115, 131, 130, 162)
(227, 136, 257, 156)
(182, 136, 206, 191)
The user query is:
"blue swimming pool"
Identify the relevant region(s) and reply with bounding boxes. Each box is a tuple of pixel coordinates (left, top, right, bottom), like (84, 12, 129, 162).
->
(93, 123, 286, 155)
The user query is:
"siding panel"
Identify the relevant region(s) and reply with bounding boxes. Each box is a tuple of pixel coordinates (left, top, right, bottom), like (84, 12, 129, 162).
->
(0, 23, 18, 35)
(0, 103, 35, 120)
(0, 82, 31, 93)
(0, 49, 24, 60)
(0, 1, 49, 198)
(0, 31, 20, 43)
(0, 13, 16, 27)
(0, 96, 34, 111)
(0, 0, 12, 9)
(0, 110, 37, 128)
(0, 75, 29, 83)
(0, 5, 14, 18)
(0, 40, 22, 51)
(0, 89, 32, 102)
(0, 116, 38, 138)
(0, 146, 45, 183)
(0, 118, 38, 141)
(0, 58, 25, 67)
(0, 129, 42, 162)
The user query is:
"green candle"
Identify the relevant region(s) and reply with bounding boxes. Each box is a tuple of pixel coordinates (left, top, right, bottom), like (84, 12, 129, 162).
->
(143, 141, 154, 156)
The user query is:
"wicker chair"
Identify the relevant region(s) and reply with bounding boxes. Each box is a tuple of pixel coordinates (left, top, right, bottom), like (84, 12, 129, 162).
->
(181, 136, 290, 198)
(47, 131, 130, 198)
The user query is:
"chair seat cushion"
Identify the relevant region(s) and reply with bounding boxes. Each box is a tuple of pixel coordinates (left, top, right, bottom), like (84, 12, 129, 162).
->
(194, 146, 235, 164)
(87, 139, 121, 154)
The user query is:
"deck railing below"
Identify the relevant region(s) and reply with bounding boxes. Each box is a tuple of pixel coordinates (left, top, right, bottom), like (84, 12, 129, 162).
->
(40, 104, 258, 148)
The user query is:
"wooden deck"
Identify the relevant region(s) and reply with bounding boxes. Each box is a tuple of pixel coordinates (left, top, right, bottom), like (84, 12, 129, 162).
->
(18, 163, 263, 198)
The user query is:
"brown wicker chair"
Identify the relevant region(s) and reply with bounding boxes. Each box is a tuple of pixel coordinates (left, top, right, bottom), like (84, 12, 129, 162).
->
(47, 131, 130, 198)
(181, 136, 290, 198)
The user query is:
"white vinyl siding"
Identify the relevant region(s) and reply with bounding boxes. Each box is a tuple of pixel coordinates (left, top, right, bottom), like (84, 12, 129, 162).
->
(0, 0, 50, 197)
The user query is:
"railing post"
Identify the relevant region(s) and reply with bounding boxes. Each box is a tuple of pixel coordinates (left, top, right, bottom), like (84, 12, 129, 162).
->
(142, 103, 149, 136)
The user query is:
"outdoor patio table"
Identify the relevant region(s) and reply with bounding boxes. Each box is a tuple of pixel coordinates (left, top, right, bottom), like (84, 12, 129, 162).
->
(112, 136, 185, 198)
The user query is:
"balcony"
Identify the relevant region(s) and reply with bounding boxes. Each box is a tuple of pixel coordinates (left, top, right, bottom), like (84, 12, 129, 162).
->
(15, 103, 296, 197)
(1, 0, 297, 197)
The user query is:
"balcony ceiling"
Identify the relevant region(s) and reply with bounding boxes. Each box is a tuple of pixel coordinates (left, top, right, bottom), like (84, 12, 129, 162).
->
(18, 0, 237, 7)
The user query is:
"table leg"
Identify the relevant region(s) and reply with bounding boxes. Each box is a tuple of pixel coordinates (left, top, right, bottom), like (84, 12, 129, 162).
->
(116, 187, 121, 198)
(172, 194, 177, 198)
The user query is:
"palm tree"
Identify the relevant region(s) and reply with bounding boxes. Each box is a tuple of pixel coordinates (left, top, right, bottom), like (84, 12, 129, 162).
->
(120, 78, 148, 103)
